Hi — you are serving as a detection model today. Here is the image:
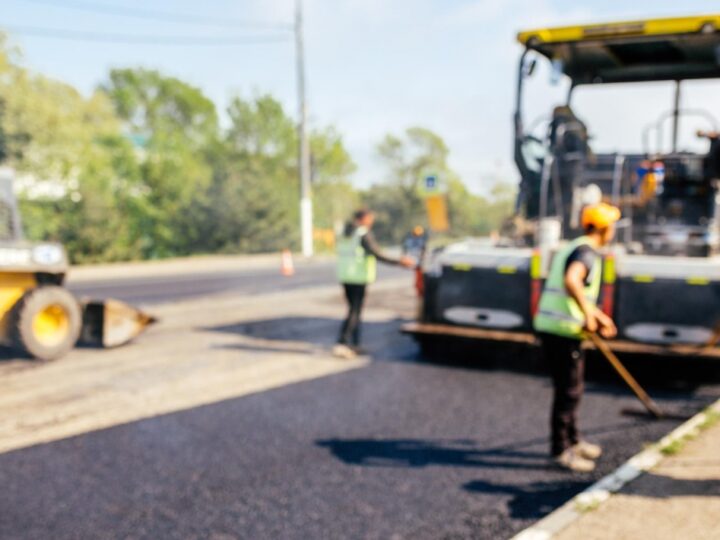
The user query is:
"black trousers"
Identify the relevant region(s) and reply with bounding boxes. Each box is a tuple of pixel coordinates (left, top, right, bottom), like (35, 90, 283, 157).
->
(338, 284, 367, 346)
(540, 333, 585, 456)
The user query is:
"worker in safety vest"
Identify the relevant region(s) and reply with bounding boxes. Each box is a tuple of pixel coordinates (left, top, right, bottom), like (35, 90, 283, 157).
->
(333, 209, 415, 359)
(534, 202, 621, 472)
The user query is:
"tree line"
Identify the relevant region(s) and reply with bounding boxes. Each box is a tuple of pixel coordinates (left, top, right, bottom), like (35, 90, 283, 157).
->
(0, 37, 513, 263)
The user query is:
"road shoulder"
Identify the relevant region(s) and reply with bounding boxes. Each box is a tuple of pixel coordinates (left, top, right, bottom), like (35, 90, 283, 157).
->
(512, 399, 720, 540)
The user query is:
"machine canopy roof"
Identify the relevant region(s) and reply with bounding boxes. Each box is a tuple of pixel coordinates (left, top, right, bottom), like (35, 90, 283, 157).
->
(517, 15, 720, 84)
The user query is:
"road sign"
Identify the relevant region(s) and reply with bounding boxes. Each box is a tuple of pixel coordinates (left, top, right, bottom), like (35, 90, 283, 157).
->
(425, 194, 449, 232)
(418, 172, 445, 196)
(425, 174, 438, 191)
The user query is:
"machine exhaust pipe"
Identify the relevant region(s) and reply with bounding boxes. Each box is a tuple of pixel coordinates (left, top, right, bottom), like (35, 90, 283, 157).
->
(79, 299, 157, 348)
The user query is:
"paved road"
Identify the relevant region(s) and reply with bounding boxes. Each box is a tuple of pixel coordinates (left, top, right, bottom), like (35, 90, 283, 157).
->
(67, 261, 407, 305)
(1, 285, 719, 540)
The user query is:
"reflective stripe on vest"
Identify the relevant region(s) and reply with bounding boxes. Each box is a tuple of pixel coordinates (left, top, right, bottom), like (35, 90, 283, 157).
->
(533, 236, 601, 339)
(336, 226, 377, 285)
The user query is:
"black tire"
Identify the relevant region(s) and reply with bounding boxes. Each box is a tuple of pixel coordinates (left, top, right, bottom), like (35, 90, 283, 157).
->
(11, 286, 82, 361)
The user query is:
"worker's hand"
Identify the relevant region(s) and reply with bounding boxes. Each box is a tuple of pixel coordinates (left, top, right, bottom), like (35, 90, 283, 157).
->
(399, 256, 416, 269)
(697, 129, 719, 140)
(583, 312, 599, 334)
(595, 309, 618, 339)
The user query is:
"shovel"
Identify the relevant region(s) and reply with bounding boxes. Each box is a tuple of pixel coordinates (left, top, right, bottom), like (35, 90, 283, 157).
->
(587, 332, 664, 419)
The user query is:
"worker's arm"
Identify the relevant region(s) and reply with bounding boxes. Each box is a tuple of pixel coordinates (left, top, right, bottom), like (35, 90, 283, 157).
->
(361, 232, 414, 268)
(564, 262, 617, 338)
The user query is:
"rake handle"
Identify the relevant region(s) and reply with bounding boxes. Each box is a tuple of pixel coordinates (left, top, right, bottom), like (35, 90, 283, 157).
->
(588, 332, 664, 419)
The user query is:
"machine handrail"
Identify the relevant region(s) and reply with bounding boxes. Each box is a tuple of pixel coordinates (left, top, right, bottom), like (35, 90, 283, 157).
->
(642, 108, 720, 155)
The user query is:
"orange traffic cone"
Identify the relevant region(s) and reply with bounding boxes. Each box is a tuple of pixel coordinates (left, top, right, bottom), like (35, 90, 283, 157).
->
(281, 249, 295, 276)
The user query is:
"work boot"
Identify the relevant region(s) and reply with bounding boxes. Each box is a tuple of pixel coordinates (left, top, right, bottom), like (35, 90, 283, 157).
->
(573, 440, 602, 460)
(332, 344, 357, 359)
(554, 448, 596, 473)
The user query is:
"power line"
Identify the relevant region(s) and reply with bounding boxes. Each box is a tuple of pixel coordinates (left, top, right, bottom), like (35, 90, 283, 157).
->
(20, 0, 294, 30)
(0, 24, 293, 46)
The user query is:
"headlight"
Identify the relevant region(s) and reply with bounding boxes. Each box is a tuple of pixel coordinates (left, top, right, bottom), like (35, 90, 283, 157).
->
(33, 245, 64, 266)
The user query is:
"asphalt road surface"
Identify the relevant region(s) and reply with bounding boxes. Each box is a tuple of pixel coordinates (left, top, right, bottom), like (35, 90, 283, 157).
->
(2, 274, 719, 539)
(67, 261, 407, 305)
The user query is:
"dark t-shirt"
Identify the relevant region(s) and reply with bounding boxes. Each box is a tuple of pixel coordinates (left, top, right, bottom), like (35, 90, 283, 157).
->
(564, 244, 598, 286)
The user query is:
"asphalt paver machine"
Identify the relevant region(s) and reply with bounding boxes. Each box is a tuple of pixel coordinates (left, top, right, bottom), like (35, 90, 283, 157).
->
(405, 14, 720, 358)
(0, 167, 154, 361)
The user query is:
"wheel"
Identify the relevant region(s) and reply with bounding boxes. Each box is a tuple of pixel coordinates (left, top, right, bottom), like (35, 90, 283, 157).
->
(11, 286, 82, 361)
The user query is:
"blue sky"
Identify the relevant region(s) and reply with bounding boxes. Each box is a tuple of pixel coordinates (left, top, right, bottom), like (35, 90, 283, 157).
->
(3, 0, 720, 194)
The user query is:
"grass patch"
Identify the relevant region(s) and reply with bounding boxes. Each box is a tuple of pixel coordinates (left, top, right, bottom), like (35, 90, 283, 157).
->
(660, 436, 691, 456)
(698, 409, 720, 431)
(575, 498, 601, 513)
(659, 407, 720, 456)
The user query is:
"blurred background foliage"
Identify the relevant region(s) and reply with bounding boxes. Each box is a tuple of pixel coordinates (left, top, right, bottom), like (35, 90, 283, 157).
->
(0, 37, 513, 263)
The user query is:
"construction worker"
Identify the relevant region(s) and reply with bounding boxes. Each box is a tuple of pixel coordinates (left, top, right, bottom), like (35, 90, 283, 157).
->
(402, 225, 428, 259)
(334, 209, 415, 359)
(634, 159, 665, 205)
(533, 202, 621, 472)
(698, 130, 720, 180)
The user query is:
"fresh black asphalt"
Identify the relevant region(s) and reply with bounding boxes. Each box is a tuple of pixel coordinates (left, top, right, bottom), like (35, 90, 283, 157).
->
(2, 309, 719, 539)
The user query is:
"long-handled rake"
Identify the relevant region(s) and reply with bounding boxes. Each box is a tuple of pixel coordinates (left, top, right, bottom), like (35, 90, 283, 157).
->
(587, 332, 664, 419)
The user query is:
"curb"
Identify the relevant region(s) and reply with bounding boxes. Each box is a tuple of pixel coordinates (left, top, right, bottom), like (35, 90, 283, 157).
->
(510, 397, 720, 540)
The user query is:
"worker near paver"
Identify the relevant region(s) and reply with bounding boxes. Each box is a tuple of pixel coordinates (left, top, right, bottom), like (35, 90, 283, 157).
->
(533, 203, 621, 472)
(402, 226, 428, 259)
(334, 209, 415, 359)
(633, 159, 665, 210)
(698, 130, 720, 180)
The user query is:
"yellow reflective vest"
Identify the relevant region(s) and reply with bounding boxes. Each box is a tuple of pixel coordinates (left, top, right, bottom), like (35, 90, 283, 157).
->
(336, 226, 377, 285)
(533, 236, 601, 339)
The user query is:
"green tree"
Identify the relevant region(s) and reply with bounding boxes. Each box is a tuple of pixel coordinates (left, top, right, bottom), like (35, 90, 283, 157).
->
(101, 68, 220, 257)
(369, 127, 453, 242)
(369, 126, 515, 243)
(0, 39, 361, 262)
(200, 94, 356, 253)
(310, 127, 358, 234)
(209, 93, 300, 252)
(0, 37, 144, 262)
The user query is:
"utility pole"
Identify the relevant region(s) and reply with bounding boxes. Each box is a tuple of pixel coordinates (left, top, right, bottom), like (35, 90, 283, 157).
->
(295, 0, 313, 257)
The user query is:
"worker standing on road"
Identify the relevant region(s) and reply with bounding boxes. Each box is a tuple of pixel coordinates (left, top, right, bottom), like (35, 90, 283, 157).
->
(334, 209, 415, 359)
(402, 226, 428, 259)
(533, 203, 621, 472)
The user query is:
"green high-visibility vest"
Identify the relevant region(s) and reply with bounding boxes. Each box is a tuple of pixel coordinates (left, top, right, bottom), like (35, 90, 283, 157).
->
(533, 236, 602, 339)
(336, 226, 377, 285)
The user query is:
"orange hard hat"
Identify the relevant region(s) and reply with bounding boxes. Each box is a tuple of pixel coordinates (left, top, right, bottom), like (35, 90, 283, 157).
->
(581, 203, 621, 230)
(413, 225, 425, 236)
